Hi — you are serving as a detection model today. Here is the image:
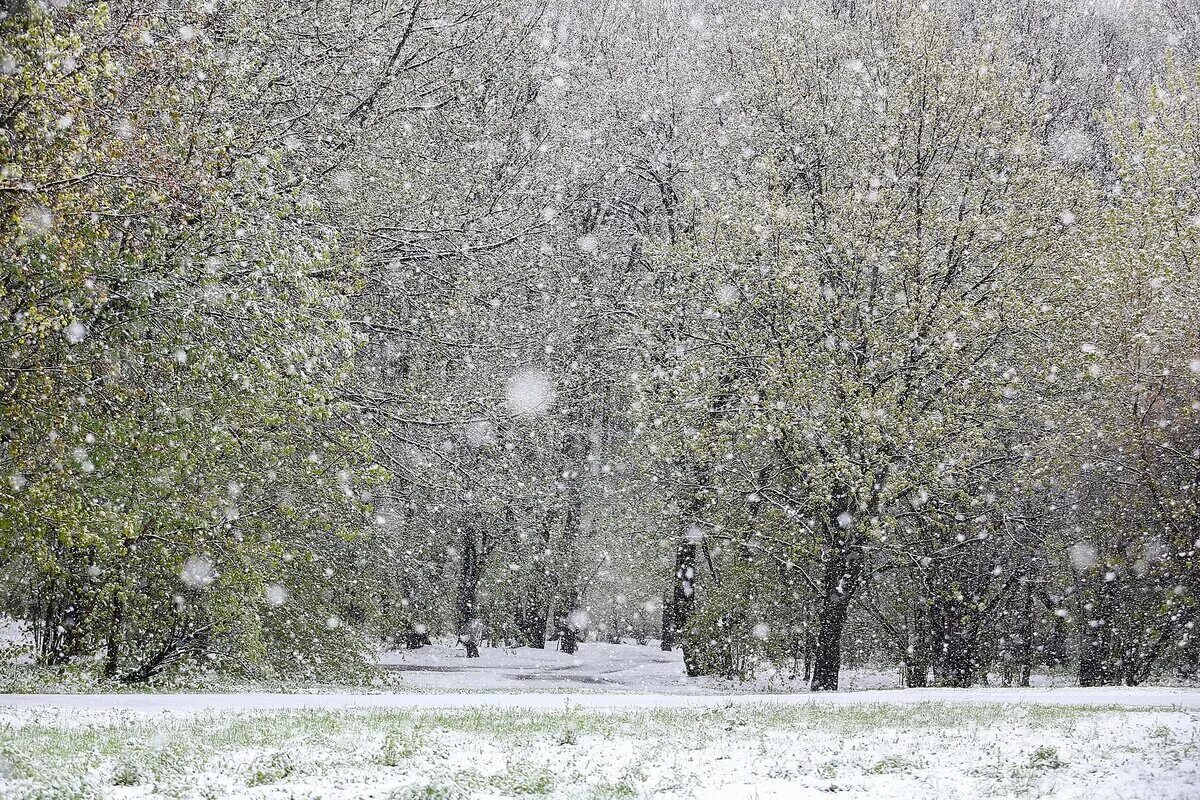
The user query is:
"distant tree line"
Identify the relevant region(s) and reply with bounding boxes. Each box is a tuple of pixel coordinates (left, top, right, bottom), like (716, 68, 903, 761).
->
(2, 0, 1198, 689)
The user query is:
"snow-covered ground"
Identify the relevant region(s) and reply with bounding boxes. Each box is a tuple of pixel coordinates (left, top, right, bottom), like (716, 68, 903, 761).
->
(6, 684, 1200, 713)
(377, 640, 911, 693)
(5, 642, 1200, 798)
(380, 639, 698, 691)
(2, 701, 1197, 799)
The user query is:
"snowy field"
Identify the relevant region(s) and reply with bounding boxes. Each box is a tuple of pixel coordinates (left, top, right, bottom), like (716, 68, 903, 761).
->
(5, 644, 1200, 798)
(2, 700, 1197, 799)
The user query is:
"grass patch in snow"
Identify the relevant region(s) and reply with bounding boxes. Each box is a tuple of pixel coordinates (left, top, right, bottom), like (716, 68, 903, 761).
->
(0, 702, 1197, 799)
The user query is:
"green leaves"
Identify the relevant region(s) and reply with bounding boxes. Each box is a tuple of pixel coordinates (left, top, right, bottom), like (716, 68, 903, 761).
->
(1, 1, 374, 681)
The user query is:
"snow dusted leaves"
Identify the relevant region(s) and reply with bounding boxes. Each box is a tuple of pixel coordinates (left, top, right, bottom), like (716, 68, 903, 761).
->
(21, 205, 53, 235)
(180, 555, 216, 588)
(505, 370, 555, 416)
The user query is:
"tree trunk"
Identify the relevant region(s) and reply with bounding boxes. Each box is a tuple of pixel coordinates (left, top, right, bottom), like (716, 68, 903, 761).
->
(516, 595, 549, 648)
(554, 430, 586, 655)
(811, 591, 853, 691)
(454, 530, 483, 658)
(1078, 619, 1119, 686)
(803, 628, 814, 681)
(659, 586, 674, 651)
(904, 593, 931, 688)
(661, 537, 698, 654)
(1015, 579, 1034, 687)
(558, 586, 581, 655)
(810, 544, 862, 691)
(104, 589, 123, 679)
(1078, 586, 1117, 686)
(931, 596, 977, 687)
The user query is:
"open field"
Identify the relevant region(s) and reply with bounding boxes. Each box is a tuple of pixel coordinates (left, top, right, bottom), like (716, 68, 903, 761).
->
(2, 699, 1198, 800)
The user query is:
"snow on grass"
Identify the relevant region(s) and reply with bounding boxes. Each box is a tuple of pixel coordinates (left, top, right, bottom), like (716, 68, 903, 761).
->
(5, 686, 1200, 713)
(1, 702, 1197, 799)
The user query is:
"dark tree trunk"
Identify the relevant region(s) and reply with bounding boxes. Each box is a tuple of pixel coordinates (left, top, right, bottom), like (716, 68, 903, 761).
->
(558, 586, 581, 655)
(403, 629, 431, 649)
(1078, 628, 1108, 686)
(1078, 586, 1118, 686)
(810, 543, 863, 692)
(905, 595, 931, 688)
(454, 530, 484, 658)
(659, 586, 674, 651)
(516, 597, 549, 648)
(931, 596, 977, 687)
(811, 590, 853, 691)
(553, 429, 586, 655)
(1015, 579, 1034, 687)
(1078, 621, 1126, 686)
(104, 589, 123, 679)
(556, 475, 584, 656)
(663, 485, 707, 675)
(803, 628, 815, 681)
(661, 538, 698, 654)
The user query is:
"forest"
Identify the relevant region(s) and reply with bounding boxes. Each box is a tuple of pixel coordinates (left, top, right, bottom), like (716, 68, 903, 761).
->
(3, 0, 1200, 694)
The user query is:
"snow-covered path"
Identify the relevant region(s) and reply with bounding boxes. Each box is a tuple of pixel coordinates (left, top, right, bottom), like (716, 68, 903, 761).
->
(5, 685, 1200, 712)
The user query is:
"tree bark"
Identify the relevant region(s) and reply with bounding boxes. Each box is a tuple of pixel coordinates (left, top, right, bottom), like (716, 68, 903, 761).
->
(810, 543, 863, 691)
(516, 596, 549, 648)
(931, 595, 977, 687)
(558, 585, 581, 655)
(104, 588, 123, 679)
(904, 593, 931, 688)
(454, 530, 483, 658)
(661, 538, 698, 654)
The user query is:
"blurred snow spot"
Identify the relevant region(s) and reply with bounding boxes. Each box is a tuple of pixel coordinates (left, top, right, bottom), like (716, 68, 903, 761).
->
(181, 555, 216, 588)
(265, 584, 289, 607)
(1068, 541, 1098, 572)
(1051, 127, 1092, 162)
(465, 419, 497, 447)
(505, 370, 555, 416)
(65, 321, 86, 344)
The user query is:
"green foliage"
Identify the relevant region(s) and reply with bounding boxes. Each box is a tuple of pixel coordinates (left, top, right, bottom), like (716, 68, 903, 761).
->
(682, 560, 797, 680)
(0, 1, 378, 681)
(247, 751, 296, 786)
